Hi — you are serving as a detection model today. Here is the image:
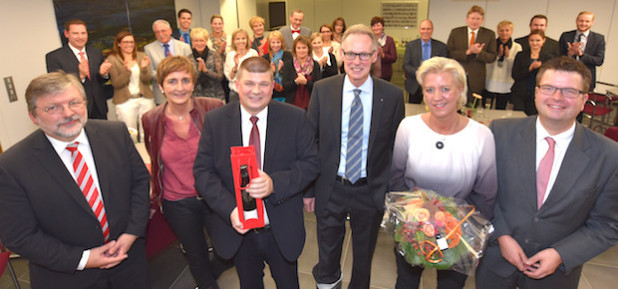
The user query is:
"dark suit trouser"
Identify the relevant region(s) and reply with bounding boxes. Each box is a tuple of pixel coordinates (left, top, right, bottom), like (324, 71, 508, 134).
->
(409, 88, 423, 104)
(313, 181, 383, 288)
(233, 229, 299, 289)
(394, 248, 466, 289)
(162, 197, 224, 289)
(475, 249, 582, 289)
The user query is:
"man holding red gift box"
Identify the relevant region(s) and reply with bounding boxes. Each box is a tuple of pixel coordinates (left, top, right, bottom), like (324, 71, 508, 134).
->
(194, 56, 319, 289)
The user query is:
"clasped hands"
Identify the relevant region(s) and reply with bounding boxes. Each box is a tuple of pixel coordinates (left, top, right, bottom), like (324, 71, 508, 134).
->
(85, 233, 138, 270)
(466, 43, 485, 55)
(497, 235, 562, 279)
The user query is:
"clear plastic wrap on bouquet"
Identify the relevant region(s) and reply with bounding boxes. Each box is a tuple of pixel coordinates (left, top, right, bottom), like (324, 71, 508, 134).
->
(381, 189, 494, 275)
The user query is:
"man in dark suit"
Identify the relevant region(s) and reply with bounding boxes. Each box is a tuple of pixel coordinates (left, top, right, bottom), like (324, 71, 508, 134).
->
(172, 8, 193, 45)
(307, 24, 404, 289)
(447, 5, 497, 104)
(0, 71, 151, 289)
(475, 56, 618, 289)
(403, 19, 448, 103)
(514, 15, 560, 59)
(193, 57, 319, 289)
(46, 19, 112, 119)
(559, 11, 605, 91)
(278, 9, 312, 51)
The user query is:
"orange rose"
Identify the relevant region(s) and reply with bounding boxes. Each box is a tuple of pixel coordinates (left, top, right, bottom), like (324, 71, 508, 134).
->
(422, 223, 436, 237)
(414, 208, 430, 222)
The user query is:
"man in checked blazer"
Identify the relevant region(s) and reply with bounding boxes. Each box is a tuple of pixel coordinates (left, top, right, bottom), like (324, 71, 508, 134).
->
(144, 19, 193, 104)
(447, 5, 497, 104)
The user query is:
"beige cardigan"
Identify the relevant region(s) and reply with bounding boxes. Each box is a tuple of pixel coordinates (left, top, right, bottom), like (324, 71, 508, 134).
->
(107, 51, 154, 104)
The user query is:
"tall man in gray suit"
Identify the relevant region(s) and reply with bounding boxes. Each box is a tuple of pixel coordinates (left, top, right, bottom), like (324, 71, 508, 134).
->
(0, 71, 151, 288)
(403, 19, 448, 103)
(144, 19, 192, 104)
(278, 9, 311, 51)
(475, 56, 618, 289)
(307, 24, 404, 289)
(447, 5, 497, 104)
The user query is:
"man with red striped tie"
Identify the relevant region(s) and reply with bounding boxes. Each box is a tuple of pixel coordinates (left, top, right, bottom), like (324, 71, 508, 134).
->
(0, 71, 151, 289)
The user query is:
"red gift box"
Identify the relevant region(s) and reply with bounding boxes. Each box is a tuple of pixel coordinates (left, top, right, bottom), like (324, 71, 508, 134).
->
(230, 146, 265, 229)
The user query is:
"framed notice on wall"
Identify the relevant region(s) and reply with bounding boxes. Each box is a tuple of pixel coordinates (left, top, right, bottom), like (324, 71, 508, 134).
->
(381, 1, 418, 28)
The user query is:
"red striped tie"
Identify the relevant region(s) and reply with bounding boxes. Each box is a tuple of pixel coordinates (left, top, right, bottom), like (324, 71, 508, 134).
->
(66, 142, 110, 242)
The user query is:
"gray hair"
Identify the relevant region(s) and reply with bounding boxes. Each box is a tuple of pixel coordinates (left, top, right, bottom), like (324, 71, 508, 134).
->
(26, 71, 86, 115)
(152, 19, 172, 31)
(341, 24, 378, 51)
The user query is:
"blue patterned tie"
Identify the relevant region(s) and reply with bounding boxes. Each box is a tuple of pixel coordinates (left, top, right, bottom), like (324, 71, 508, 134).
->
(183, 32, 190, 44)
(346, 89, 363, 183)
(163, 44, 171, 57)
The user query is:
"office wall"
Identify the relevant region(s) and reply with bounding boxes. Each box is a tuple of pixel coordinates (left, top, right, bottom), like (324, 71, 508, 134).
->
(0, 0, 616, 150)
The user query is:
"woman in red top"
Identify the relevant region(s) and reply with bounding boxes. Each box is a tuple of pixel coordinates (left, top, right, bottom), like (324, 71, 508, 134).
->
(142, 56, 226, 289)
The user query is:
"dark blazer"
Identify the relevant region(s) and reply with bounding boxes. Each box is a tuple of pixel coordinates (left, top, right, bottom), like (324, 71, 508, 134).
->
(558, 30, 605, 90)
(306, 75, 405, 214)
(281, 57, 321, 104)
(0, 120, 151, 288)
(403, 38, 448, 94)
(46, 45, 109, 119)
(447, 26, 498, 95)
(515, 35, 560, 59)
(317, 52, 339, 79)
(480, 117, 618, 283)
(510, 49, 551, 112)
(278, 26, 312, 51)
(193, 101, 319, 261)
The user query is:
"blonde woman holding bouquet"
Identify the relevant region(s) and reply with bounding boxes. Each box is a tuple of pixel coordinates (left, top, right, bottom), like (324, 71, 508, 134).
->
(389, 57, 497, 289)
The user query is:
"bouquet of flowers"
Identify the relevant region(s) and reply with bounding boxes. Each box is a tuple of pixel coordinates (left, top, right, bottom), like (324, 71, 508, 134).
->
(382, 189, 494, 275)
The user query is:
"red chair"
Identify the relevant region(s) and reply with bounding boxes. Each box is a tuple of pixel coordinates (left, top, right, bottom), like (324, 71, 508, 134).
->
(604, 127, 618, 142)
(0, 240, 20, 288)
(583, 97, 613, 133)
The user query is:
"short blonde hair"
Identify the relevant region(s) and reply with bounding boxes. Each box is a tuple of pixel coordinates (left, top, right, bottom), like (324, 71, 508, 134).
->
(310, 32, 322, 43)
(417, 57, 467, 108)
(156, 56, 196, 87)
(249, 16, 265, 28)
(497, 20, 513, 30)
(231, 29, 251, 51)
(190, 27, 209, 42)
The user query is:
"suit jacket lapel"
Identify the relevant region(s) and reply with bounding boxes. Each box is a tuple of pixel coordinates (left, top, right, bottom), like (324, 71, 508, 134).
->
(63, 45, 80, 67)
(32, 131, 95, 216)
(368, 77, 383, 158)
(516, 118, 539, 210)
(542, 124, 590, 209)
(264, 102, 280, 171)
(85, 123, 112, 206)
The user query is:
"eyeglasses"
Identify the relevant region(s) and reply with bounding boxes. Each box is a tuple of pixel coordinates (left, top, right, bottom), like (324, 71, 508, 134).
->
(320, 30, 332, 34)
(536, 85, 584, 99)
(121, 40, 135, 44)
(37, 100, 86, 114)
(342, 50, 375, 61)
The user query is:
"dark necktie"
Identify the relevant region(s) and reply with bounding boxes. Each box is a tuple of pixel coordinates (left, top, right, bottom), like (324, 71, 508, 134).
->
(249, 116, 261, 169)
(66, 142, 110, 242)
(345, 89, 363, 183)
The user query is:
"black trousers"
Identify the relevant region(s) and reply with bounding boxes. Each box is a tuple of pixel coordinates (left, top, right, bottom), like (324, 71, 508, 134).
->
(233, 229, 299, 289)
(162, 197, 224, 289)
(313, 180, 383, 289)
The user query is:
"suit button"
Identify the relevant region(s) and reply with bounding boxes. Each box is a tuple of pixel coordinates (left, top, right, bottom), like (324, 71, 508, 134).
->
(525, 239, 530, 244)
(534, 217, 540, 222)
